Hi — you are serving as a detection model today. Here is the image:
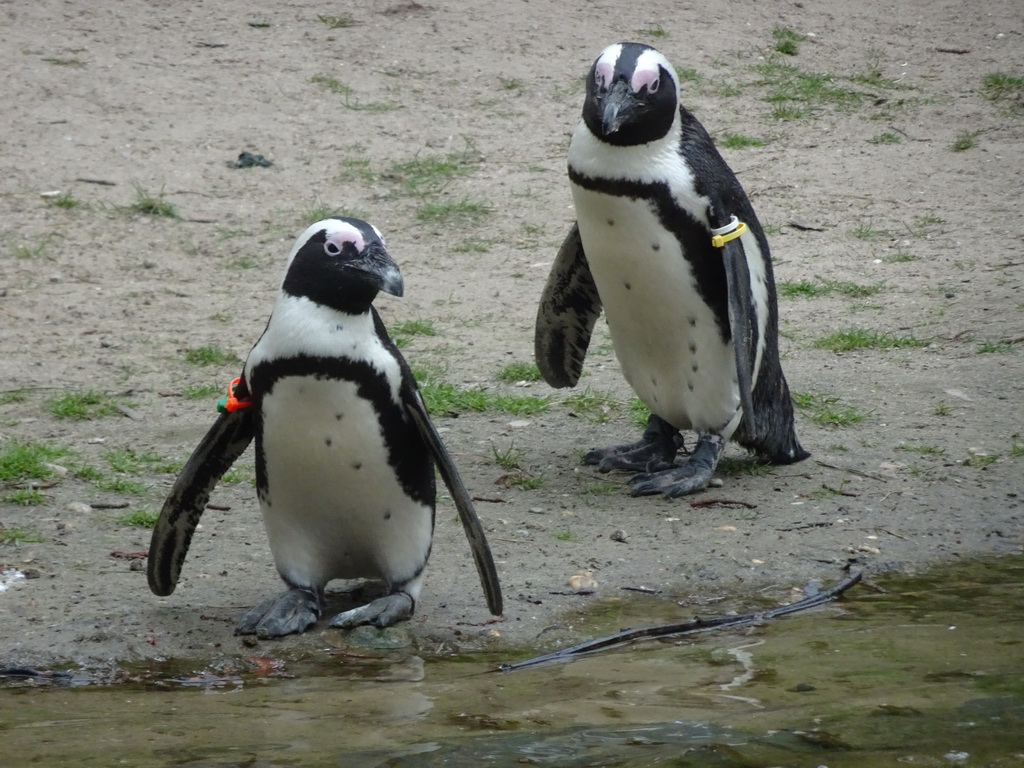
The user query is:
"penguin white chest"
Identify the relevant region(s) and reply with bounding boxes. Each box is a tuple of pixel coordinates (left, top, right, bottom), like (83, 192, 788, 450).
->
(257, 376, 432, 589)
(571, 186, 740, 431)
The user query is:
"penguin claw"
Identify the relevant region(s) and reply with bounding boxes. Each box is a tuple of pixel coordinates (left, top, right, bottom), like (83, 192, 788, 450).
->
(329, 592, 415, 630)
(627, 432, 726, 499)
(235, 588, 321, 638)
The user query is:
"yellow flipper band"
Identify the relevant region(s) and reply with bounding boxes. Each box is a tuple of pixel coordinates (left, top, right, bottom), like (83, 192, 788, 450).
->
(710, 216, 747, 248)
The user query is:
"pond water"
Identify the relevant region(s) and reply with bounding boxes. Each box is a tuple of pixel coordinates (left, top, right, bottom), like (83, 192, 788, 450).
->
(2, 556, 1022, 767)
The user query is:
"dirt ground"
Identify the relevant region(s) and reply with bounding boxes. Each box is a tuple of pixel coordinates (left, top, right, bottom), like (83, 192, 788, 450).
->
(1, 0, 1021, 671)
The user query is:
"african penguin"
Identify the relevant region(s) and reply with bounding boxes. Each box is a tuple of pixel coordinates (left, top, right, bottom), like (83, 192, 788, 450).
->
(149, 217, 502, 638)
(535, 42, 808, 498)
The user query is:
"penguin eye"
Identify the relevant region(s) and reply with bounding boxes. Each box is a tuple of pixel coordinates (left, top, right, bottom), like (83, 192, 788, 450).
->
(324, 241, 342, 256)
(648, 78, 660, 94)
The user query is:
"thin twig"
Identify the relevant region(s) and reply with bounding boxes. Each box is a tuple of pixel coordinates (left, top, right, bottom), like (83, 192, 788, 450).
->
(497, 570, 862, 672)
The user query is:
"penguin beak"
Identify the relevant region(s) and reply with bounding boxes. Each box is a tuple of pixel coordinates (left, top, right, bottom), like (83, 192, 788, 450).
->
(600, 80, 635, 135)
(349, 242, 404, 298)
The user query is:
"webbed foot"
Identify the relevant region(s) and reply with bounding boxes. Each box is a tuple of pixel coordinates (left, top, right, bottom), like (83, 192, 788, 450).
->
(628, 433, 726, 499)
(583, 414, 682, 472)
(235, 587, 321, 638)
(328, 591, 415, 629)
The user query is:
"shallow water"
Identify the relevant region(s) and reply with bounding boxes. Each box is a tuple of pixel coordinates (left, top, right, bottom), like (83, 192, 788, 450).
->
(3, 556, 1022, 767)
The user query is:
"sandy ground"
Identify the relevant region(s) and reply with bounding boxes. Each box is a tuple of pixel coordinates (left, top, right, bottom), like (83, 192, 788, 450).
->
(1, 0, 1021, 670)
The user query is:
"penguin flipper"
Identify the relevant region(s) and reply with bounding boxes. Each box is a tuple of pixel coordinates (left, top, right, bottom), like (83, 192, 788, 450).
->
(147, 407, 256, 596)
(404, 394, 503, 616)
(720, 234, 757, 436)
(535, 223, 602, 388)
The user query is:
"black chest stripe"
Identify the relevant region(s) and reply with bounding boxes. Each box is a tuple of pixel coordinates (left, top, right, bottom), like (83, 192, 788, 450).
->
(569, 166, 731, 342)
(248, 354, 435, 507)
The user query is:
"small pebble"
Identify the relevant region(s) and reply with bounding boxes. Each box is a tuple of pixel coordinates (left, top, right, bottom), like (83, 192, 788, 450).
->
(568, 570, 598, 592)
(610, 529, 627, 543)
(66, 502, 92, 514)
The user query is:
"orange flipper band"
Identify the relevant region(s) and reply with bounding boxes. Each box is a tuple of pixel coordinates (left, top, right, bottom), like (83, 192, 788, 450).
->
(216, 377, 253, 414)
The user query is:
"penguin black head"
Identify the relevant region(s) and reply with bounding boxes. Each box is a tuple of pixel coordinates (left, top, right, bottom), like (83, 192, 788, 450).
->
(281, 217, 404, 313)
(582, 42, 679, 147)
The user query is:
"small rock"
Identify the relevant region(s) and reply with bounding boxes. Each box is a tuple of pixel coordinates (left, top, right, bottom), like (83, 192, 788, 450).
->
(129, 560, 145, 572)
(507, 420, 531, 428)
(43, 463, 69, 476)
(610, 529, 627, 543)
(709, 478, 724, 488)
(527, 507, 545, 514)
(66, 502, 92, 514)
(568, 570, 598, 592)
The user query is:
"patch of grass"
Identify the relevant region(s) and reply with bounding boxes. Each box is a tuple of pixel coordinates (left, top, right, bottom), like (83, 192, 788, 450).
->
(637, 25, 668, 38)
(498, 76, 523, 90)
(299, 198, 340, 224)
(981, 72, 1024, 102)
(317, 13, 360, 28)
(1010, 441, 1024, 458)
(717, 457, 775, 478)
(553, 528, 575, 541)
(94, 476, 147, 494)
(220, 468, 254, 485)
(0, 526, 45, 545)
(965, 451, 998, 468)
(128, 184, 179, 219)
(48, 192, 83, 209)
(756, 59, 865, 113)
(48, 391, 122, 420)
(935, 402, 952, 416)
(183, 384, 221, 400)
(868, 132, 901, 144)
(977, 340, 1016, 354)
(952, 131, 978, 151)
(850, 221, 888, 240)
(792, 391, 866, 427)
(3, 488, 46, 505)
(906, 215, 946, 238)
(104, 449, 175, 475)
(0, 442, 69, 482)
(675, 67, 702, 84)
(119, 509, 159, 528)
(490, 442, 523, 470)
(777, 279, 886, 299)
(310, 74, 400, 111)
(184, 345, 239, 367)
(884, 249, 917, 263)
(391, 319, 437, 338)
(772, 26, 806, 56)
(770, 104, 805, 120)
(629, 398, 651, 429)
(15, 241, 47, 259)
(416, 198, 492, 223)
(42, 57, 86, 67)
(563, 388, 620, 423)
(510, 474, 544, 490)
(497, 362, 541, 383)
(718, 133, 766, 149)
(310, 73, 352, 96)
(0, 390, 29, 405)
(388, 150, 478, 196)
(812, 328, 927, 352)
(413, 370, 549, 416)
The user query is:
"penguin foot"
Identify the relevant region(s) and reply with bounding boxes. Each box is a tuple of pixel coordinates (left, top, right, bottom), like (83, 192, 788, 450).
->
(584, 414, 681, 472)
(328, 591, 415, 629)
(628, 433, 725, 499)
(235, 587, 321, 638)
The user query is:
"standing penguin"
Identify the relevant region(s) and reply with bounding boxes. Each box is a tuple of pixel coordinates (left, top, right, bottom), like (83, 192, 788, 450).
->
(536, 42, 808, 498)
(149, 217, 502, 638)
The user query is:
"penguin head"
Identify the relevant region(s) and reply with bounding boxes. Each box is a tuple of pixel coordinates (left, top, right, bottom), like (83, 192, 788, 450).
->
(281, 217, 404, 313)
(582, 43, 679, 147)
